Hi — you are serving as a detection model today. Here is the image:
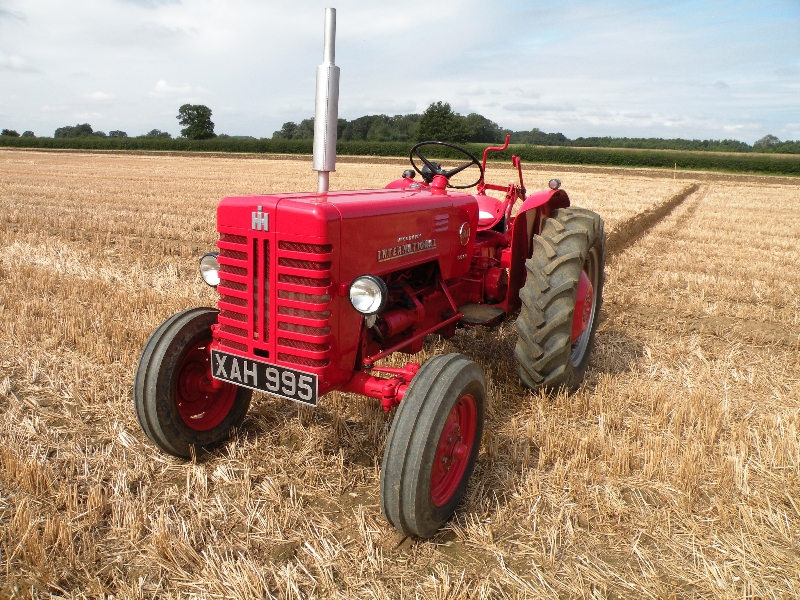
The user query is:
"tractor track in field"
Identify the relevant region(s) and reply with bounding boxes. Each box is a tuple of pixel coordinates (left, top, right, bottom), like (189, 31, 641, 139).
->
(605, 183, 701, 257)
(620, 306, 800, 350)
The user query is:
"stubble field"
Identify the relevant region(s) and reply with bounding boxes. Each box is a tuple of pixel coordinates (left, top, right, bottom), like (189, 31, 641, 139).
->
(0, 149, 799, 599)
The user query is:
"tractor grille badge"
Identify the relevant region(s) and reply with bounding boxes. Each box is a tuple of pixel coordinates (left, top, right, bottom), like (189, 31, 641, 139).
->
(252, 205, 269, 231)
(377, 239, 436, 262)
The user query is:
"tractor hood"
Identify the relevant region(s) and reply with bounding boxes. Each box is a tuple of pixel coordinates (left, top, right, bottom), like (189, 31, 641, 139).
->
(217, 187, 479, 281)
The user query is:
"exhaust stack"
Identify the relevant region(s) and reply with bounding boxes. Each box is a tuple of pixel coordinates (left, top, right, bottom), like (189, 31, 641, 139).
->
(312, 8, 340, 194)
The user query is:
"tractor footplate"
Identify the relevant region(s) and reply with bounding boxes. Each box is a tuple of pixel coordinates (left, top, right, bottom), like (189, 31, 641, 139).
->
(458, 304, 506, 326)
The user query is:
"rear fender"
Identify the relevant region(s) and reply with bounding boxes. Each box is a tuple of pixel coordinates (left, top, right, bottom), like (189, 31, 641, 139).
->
(518, 188, 570, 245)
(504, 189, 570, 313)
(518, 188, 570, 217)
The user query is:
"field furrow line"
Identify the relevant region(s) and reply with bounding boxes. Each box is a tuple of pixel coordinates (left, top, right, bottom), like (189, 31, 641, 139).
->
(606, 183, 701, 257)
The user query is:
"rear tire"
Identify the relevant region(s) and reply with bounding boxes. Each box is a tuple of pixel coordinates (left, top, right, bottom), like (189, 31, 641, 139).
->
(514, 208, 605, 391)
(380, 354, 485, 538)
(134, 307, 252, 458)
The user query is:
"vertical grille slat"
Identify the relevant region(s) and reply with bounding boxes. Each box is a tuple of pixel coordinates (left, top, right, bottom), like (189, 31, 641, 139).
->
(263, 239, 270, 342)
(253, 238, 259, 341)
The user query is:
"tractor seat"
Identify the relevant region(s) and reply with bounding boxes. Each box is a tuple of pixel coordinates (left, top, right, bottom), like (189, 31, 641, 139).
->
(474, 193, 504, 229)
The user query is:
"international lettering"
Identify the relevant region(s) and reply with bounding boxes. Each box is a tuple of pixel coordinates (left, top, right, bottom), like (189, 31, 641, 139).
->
(377, 239, 437, 262)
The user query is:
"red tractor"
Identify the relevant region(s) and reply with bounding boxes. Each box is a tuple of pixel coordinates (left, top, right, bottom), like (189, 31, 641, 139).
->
(134, 9, 605, 538)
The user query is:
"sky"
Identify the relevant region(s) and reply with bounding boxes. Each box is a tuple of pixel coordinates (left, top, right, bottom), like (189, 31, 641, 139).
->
(1, 0, 798, 143)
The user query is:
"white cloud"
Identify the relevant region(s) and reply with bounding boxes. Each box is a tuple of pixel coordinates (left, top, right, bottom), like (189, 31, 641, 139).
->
(509, 88, 542, 99)
(780, 124, 800, 139)
(149, 79, 192, 97)
(117, 0, 180, 8)
(342, 98, 417, 117)
(723, 124, 745, 132)
(0, 51, 38, 73)
(86, 91, 115, 100)
(504, 102, 576, 113)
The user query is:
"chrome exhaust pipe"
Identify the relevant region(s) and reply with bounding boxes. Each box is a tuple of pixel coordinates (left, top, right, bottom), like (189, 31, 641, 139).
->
(312, 8, 339, 194)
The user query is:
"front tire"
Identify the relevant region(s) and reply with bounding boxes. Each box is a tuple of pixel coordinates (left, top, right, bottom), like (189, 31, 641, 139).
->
(515, 207, 605, 391)
(381, 354, 486, 538)
(134, 307, 252, 458)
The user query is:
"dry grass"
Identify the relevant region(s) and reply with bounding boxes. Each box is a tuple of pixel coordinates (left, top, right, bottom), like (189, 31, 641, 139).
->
(1, 149, 799, 598)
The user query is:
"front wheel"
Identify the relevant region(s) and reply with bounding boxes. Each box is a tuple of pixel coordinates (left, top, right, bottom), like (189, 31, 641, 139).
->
(381, 354, 486, 538)
(515, 207, 606, 391)
(134, 307, 252, 458)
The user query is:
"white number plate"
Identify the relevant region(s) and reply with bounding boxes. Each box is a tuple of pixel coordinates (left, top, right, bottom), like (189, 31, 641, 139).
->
(210, 349, 318, 406)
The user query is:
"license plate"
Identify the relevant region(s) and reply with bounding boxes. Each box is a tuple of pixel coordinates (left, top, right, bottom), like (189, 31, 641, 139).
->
(210, 349, 318, 407)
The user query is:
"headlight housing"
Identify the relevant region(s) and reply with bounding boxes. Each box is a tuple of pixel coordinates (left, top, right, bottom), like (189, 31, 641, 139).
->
(199, 252, 221, 287)
(349, 275, 388, 315)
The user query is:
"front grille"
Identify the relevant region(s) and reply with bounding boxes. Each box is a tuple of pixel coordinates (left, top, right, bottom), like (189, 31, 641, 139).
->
(221, 324, 248, 337)
(220, 233, 247, 245)
(220, 248, 248, 261)
(278, 322, 331, 336)
(220, 310, 246, 322)
(216, 225, 332, 371)
(220, 264, 247, 277)
(275, 238, 334, 369)
(278, 257, 331, 271)
(278, 241, 333, 254)
(219, 294, 247, 307)
(277, 337, 330, 352)
(220, 338, 248, 353)
(278, 306, 331, 319)
(278, 353, 330, 368)
(278, 290, 330, 304)
(278, 274, 332, 287)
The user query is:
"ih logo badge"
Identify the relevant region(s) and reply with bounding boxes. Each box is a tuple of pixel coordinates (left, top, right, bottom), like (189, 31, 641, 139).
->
(252, 205, 269, 231)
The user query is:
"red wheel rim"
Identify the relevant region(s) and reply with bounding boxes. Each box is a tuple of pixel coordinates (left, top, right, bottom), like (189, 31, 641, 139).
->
(430, 394, 478, 507)
(571, 269, 595, 344)
(571, 248, 599, 367)
(176, 340, 237, 431)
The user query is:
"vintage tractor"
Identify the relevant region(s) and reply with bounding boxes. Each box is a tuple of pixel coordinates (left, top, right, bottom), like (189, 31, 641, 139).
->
(134, 9, 605, 538)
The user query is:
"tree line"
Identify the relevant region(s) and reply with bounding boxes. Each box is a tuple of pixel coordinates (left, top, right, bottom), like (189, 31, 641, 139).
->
(272, 101, 800, 154)
(2, 101, 798, 154)
(0, 104, 221, 142)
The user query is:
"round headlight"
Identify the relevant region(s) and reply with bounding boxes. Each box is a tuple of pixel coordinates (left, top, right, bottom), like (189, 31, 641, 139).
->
(349, 275, 388, 315)
(548, 178, 562, 190)
(199, 252, 221, 287)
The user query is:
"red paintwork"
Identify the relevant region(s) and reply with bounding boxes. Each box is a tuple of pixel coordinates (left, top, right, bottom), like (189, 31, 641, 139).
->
(479, 135, 511, 185)
(176, 339, 237, 430)
(208, 145, 574, 407)
(340, 363, 419, 411)
(430, 393, 477, 506)
(571, 270, 594, 343)
(517, 188, 570, 216)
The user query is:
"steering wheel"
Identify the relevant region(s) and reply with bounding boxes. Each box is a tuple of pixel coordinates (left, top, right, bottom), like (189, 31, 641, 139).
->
(409, 141, 484, 189)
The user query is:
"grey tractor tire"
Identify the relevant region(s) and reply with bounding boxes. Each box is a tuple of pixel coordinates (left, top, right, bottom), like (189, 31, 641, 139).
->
(380, 353, 486, 538)
(515, 207, 605, 391)
(134, 307, 252, 458)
